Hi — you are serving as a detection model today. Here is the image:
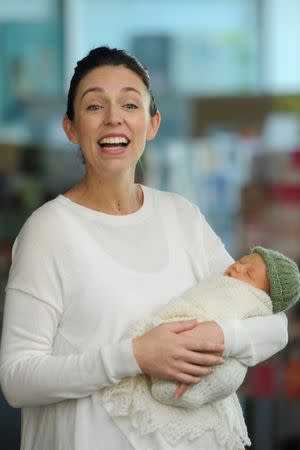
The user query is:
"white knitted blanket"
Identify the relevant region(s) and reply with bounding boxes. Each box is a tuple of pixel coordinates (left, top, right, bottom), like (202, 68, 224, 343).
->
(100, 276, 272, 448)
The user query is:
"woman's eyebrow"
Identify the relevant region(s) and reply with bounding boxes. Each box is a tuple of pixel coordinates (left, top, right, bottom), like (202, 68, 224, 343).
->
(81, 87, 104, 101)
(121, 87, 142, 96)
(80, 86, 142, 101)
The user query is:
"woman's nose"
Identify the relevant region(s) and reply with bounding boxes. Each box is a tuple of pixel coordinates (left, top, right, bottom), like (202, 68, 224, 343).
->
(103, 105, 123, 125)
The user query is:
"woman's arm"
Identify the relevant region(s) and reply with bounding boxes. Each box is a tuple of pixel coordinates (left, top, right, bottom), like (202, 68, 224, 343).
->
(0, 289, 223, 409)
(0, 210, 144, 408)
(178, 314, 288, 368)
(216, 312, 288, 366)
(0, 288, 140, 408)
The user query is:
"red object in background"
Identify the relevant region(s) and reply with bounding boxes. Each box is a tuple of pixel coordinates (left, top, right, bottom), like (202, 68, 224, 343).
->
(0, 244, 12, 264)
(284, 360, 300, 400)
(265, 184, 300, 203)
(248, 362, 277, 398)
(290, 149, 300, 167)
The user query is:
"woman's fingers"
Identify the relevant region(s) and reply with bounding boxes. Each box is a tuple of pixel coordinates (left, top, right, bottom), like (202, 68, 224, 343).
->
(166, 319, 198, 333)
(170, 359, 216, 384)
(172, 363, 218, 384)
(165, 351, 223, 383)
(168, 350, 224, 382)
(173, 373, 201, 385)
(181, 335, 224, 354)
(174, 383, 188, 399)
(177, 361, 216, 377)
(180, 349, 225, 367)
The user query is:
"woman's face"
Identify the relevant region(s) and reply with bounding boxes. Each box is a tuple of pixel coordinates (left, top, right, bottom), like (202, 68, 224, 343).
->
(63, 65, 160, 180)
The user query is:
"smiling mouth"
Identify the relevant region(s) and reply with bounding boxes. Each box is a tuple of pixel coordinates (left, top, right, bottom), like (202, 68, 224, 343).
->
(98, 137, 130, 150)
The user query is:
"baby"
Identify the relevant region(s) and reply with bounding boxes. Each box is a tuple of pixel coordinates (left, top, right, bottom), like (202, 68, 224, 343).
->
(101, 246, 300, 416)
(150, 246, 300, 408)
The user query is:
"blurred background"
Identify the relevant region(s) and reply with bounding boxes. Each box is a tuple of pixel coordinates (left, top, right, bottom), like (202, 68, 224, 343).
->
(0, 0, 300, 449)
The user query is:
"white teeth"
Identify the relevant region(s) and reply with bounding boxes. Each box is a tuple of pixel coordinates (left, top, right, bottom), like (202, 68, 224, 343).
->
(99, 137, 129, 145)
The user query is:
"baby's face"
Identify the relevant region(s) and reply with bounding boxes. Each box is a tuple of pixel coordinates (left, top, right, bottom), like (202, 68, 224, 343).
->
(224, 253, 270, 293)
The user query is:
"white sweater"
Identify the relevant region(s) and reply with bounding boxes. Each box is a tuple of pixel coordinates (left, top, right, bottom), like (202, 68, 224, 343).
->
(0, 185, 288, 450)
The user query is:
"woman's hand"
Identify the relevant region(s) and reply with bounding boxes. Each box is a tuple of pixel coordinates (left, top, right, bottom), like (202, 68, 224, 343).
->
(180, 320, 225, 348)
(174, 321, 225, 398)
(132, 320, 224, 385)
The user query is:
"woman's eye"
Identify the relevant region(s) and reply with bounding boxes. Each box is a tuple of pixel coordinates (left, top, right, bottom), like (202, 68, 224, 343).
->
(124, 103, 138, 110)
(87, 104, 103, 111)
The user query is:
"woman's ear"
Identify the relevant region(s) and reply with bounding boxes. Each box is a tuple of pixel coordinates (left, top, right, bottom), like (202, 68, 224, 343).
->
(146, 111, 161, 142)
(62, 114, 79, 144)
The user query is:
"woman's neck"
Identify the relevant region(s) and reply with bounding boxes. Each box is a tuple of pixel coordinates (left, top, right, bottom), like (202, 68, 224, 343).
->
(64, 175, 143, 215)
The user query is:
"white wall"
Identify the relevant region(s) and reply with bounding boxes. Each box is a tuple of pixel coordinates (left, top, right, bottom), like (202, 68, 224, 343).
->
(63, 0, 257, 89)
(63, 0, 300, 94)
(262, 0, 300, 92)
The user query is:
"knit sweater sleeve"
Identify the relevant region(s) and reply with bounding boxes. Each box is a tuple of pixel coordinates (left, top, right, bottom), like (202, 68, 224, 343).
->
(0, 207, 141, 408)
(192, 204, 289, 366)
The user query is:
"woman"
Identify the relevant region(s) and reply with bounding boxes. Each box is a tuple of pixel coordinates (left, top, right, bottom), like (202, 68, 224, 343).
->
(0, 46, 288, 450)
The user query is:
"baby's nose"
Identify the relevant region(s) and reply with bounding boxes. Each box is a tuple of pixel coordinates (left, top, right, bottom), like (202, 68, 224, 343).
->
(225, 264, 237, 276)
(237, 262, 248, 274)
(231, 262, 243, 273)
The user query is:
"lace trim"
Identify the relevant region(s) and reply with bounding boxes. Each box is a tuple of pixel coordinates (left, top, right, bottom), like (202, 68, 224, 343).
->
(99, 290, 253, 449)
(99, 376, 250, 449)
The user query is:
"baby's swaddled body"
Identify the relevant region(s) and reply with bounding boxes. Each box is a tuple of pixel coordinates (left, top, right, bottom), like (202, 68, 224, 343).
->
(149, 275, 272, 408)
(99, 276, 271, 446)
(103, 276, 272, 411)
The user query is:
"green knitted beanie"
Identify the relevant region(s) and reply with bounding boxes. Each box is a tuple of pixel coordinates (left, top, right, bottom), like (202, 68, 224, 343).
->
(251, 246, 300, 313)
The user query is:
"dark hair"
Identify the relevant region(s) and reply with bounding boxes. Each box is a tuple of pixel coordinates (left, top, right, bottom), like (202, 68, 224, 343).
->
(66, 46, 157, 120)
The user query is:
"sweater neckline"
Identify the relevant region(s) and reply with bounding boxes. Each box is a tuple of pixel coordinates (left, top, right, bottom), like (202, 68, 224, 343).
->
(56, 184, 153, 226)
